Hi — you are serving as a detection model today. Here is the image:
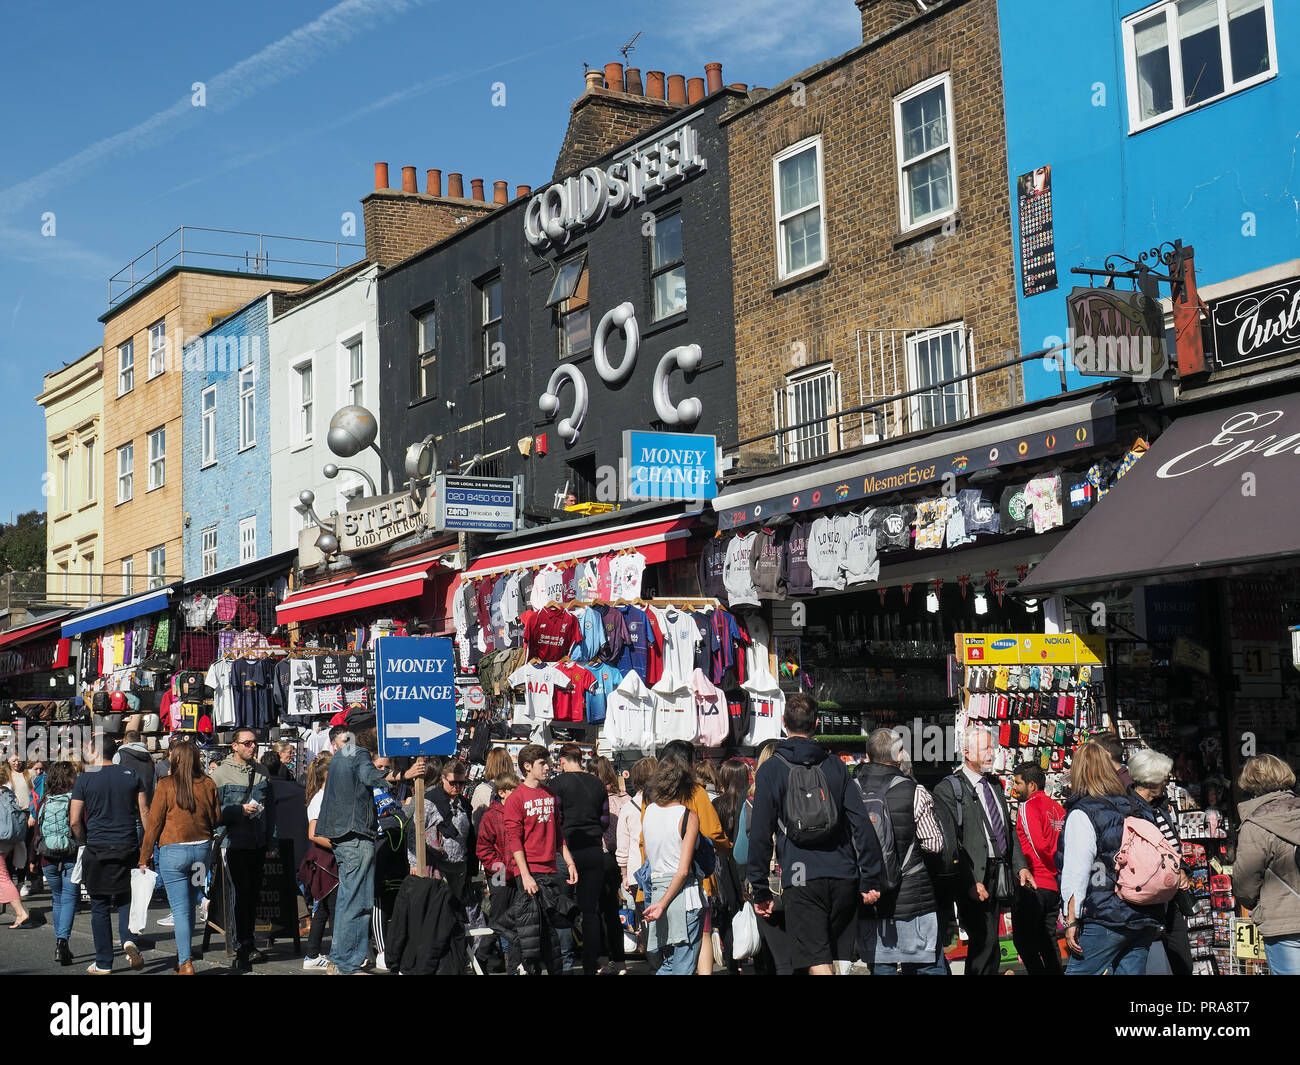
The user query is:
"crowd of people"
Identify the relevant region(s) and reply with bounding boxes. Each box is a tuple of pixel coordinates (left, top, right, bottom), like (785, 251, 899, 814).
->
(3, 694, 1300, 976)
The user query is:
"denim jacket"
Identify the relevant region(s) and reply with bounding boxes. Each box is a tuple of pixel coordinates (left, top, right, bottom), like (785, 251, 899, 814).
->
(315, 744, 389, 842)
(209, 755, 271, 851)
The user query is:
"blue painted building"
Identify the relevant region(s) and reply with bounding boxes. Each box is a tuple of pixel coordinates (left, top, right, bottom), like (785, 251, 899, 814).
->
(182, 294, 274, 576)
(999, 0, 1296, 399)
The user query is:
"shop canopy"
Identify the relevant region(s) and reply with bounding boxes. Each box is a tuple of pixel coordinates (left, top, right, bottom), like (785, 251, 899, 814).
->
(1021, 387, 1300, 595)
(276, 555, 446, 625)
(61, 585, 179, 638)
(459, 512, 699, 580)
(0, 612, 72, 651)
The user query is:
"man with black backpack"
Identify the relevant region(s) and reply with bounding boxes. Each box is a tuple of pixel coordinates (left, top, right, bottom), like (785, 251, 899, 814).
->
(855, 728, 948, 974)
(746, 693, 884, 974)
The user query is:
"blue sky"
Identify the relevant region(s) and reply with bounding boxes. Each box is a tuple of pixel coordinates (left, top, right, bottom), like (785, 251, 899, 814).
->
(0, 0, 861, 520)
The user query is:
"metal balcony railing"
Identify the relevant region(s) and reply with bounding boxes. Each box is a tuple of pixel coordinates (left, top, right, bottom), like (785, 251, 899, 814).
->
(0, 570, 185, 619)
(108, 226, 365, 309)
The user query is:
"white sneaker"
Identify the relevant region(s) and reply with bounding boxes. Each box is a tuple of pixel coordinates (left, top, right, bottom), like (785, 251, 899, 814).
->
(157, 913, 175, 927)
(197, 899, 209, 924)
(302, 955, 331, 970)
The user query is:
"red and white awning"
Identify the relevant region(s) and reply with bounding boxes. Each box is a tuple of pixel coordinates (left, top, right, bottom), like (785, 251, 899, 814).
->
(277, 555, 447, 625)
(459, 513, 698, 581)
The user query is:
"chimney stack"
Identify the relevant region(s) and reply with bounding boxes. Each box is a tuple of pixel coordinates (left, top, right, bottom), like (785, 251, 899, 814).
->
(448, 172, 464, 199)
(470, 178, 485, 201)
(687, 77, 705, 104)
(585, 69, 603, 92)
(374, 162, 390, 190)
(426, 169, 442, 196)
(705, 62, 723, 94)
(856, 0, 917, 42)
(646, 71, 666, 100)
(401, 166, 418, 193)
(516, 184, 532, 199)
(603, 61, 625, 93)
(493, 180, 509, 204)
(729, 82, 747, 91)
(667, 74, 687, 105)
(625, 67, 644, 95)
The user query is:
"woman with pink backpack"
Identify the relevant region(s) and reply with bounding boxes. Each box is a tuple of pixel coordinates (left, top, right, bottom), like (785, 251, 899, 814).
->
(1057, 742, 1175, 974)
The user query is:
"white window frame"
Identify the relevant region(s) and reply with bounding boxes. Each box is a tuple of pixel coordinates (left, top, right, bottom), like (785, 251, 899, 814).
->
(83, 553, 96, 603)
(777, 364, 841, 464)
(415, 307, 437, 398)
(292, 357, 314, 447)
(772, 136, 827, 280)
(147, 545, 166, 590)
(905, 322, 971, 432)
(147, 427, 166, 491)
(201, 526, 218, 577)
(117, 340, 134, 396)
(201, 387, 217, 467)
(1123, 0, 1277, 133)
(480, 274, 503, 374)
(147, 319, 167, 378)
(116, 443, 133, 504)
(342, 334, 364, 408)
(238, 364, 256, 450)
(58, 451, 71, 513)
(238, 516, 257, 564)
(122, 557, 134, 597)
(83, 437, 96, 504)
(893, 73, 958, 232)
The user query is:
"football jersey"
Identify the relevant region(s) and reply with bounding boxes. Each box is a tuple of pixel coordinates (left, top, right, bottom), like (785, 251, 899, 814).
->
(571, 605, 607, 663)
(843, 509, 881, 585)
(507, 662, 571, 724)
(711, 608, 749, 687)
(807, 515, 847, 591)
(783, 522, 814, 596)
(650, 607, 702, 694)
(616, 605, 657, 680)
(723, 532, 760, 606)
(584, 662, 623, 723)
(523, 605, 580, 662)
(552, 662, 595, 722)
(598, 604, 629, 665)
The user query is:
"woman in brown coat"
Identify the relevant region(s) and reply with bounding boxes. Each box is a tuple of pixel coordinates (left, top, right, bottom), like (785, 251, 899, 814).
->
(1233, 754, 1300, 976)
(139, 740, 220, 973)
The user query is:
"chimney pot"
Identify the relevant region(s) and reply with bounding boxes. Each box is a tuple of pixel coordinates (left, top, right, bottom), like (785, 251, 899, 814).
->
(667, 74, 687, 105)
(427, 169, 442, 197)
(646, 71, 666, 101)
(373, 162, 390, 190)
(729, 82, 747, 91)
(401, 166, 417, 193)
(687, 76, 705, 104)
(493, 180, 509, 204)
(705, 62, 724, 94)
(448, 172, 464, 198)
(625, 67, 644, 95)
(471, 178, 485, 201)
(603, 61, 625, 93)
(516, 184, 532, 199)
(585, 69, 603, 92)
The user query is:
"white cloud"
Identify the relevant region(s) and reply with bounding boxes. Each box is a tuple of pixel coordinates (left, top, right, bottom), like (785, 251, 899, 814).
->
(660, 0, 860, 66)
(0, 225, 122, 281)
(0, 0, 437, 217)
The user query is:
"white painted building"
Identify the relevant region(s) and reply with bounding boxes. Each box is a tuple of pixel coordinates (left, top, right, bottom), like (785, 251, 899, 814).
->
(268, 262, 384, 555)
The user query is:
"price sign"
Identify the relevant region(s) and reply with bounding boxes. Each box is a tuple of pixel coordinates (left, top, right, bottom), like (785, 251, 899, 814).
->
(1241, 646, 1271, 676)
(1234, 918, 1264, 961)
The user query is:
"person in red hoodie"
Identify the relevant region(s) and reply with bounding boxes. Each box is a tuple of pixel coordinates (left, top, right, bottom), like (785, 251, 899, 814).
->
(476, 771, 520, 973)
(1010, 761, 1067, 975)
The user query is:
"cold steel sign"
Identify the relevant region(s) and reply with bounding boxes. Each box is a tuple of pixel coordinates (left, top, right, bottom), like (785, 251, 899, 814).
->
(524, 120, 706, 250)
(339, 491, 433, 554)
(1210, 276, 1300, 369)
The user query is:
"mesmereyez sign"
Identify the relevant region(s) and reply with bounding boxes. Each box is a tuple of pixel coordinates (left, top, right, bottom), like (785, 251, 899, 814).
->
(1210, 276, 1300, 369)
(524, 120, 707, 250)
(622, 430, 717, 501)
(375, 635, 456, 757)
(434, 475, 516, 532)
(339, 490, 433, 554)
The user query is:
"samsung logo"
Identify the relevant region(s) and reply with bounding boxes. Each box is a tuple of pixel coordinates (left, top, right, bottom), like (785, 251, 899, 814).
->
(992, 638, 1016, 650)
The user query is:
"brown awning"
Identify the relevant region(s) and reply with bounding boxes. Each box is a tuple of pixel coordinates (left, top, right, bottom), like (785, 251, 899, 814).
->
(1021, 389, 1300, 594)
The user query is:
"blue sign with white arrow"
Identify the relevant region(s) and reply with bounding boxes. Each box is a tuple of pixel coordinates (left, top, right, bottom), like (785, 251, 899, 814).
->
(374, 636, 457, 757)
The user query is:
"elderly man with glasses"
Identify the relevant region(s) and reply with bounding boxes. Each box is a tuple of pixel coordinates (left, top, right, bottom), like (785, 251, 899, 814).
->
(211, 728, 272, 974)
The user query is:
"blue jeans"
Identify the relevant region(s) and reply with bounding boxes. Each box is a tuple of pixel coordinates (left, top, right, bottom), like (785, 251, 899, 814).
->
(1066, 923, 1156, 975)
(656, 908, 702, 975)
(159, 842, 208, 965)
(89, 896, 132, 969)
(43, 863, 78, 941)
(331, 836, 377, 974)
(1264, 933, 1300, 976)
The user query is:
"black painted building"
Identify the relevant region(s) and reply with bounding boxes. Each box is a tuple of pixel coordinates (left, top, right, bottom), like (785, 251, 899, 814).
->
(376, 82, 740, 524)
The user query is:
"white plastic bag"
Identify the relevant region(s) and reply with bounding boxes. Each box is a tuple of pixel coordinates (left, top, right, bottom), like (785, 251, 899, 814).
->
(731, 901, 761, 961)
(69, 846, 86, 885)
(129, 867, 157, 934)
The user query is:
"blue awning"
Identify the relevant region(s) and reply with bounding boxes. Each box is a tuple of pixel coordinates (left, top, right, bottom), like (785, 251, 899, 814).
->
(60, 586, 178, 638)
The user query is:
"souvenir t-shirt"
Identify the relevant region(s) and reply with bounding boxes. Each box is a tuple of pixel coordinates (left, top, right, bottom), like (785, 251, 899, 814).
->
(807, 514, 848, 591)
(959, 489, 1000, 536)
(561, 563, 581, 603)
(999, 483, 1035, 533)
(507, 662, 572, 724)
(552, 662, 595, 722)
(1024, 474, 1064, 534)
(693, 611, 713, 674)
(691, 669, 727, 747)
(529, 565, 566, 610)
(203, 658, 237, 728)
(316, 684, 344, 719)
(697, 537, 728, 599)
(913, 498, 953, 550)
(749, 528, 787, 600)
(577, 560, 600, 601)
(501, 573, 524, 626)
(616, 605, 657, 680)
(462, 581, 480, 631)
(843, 510, 881, 585)
(871, 505, 915, 554)
(783, 522, 814, 596)
(452, 585, 469, 635)
(476, 579, 496, 635)
(489, 575, 510, 644)
(723, 532, 760, 607)
(570, 605, 606, 663)
(584, 662, 623, 724)
(523, 605, 581, 662)
(650, 607, 702, 694)
(611, 552, 647, 601)
(596, 555, 615, 601)
(1061, 471, 1095, 521)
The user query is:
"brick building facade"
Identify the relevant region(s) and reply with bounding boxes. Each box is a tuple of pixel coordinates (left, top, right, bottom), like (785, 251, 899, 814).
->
(723, 0, 1023, 473)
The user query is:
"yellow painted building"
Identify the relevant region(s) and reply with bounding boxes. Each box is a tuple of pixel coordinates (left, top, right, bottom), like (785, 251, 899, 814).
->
(36, 347, 105, 606)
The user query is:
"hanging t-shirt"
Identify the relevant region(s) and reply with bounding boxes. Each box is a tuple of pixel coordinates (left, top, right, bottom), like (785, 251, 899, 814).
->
(743, 679, 786, 746)
(999, 483, 1035, 533)
(1025, 474, 1063, 533)
(691, 669, 727, 747)
(611, 552, 647, 601)
(489, 575, 510, 646)
(616, 605, 657, 681)
(749, 527, 786, 600)
(783, 522, 814, 597)
(743, 613, 778, 691)
(529, 565, 566, 610)
(871, 505, 915, 554)
(476, 579, 496, 636)
(650, 607, 702, 694)
(692, 610, 713, 674)
(570, 605, 607, 663)
(644, 609, 665, 687)
(598, 604, 629, 666)
(596, 555, 615, 601)
(507, 662, 572, 724)
(316, 684, 344, 719)
(452, 584, 469, 635)
(561, 563, 582, 603)
(1061, 471, 1095, 522)
(604, 671, 657, 752)
(711, 608, 749, 687)
(182, 594, 214, 628)
(516, 570, 534, 611)
(807, 515, 847, 591)
(697, 537, 728, 600)
(959, 489, 1000, 536)
(577, 559, 600, 601)
(501, 573, 524, 626)
(843, 510, 881, 585)
(552, 662, 595, 722)
(584, 662, 623, 724)
(523, 605, 581, 662)
(723, 532, 761, 607)
(946, 498, 973, 548)
(913, 498, 953, 551)
(203, 658, 237, 728)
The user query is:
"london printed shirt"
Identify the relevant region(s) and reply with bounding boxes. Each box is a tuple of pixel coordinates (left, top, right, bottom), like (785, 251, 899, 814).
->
(843, 509, 881, 585)
(748, 527, 787, 600)
(783, 521, 814, 596)
(722, 531, 761, 606)
(807, 514, 848, 591)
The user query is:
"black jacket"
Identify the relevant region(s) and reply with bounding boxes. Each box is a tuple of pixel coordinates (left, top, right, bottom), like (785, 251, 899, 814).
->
(855, 762, 937, 921)
(932, 768, 1021, 896)
(386, 875, 468, 975)
(746, 736, 884, 902)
